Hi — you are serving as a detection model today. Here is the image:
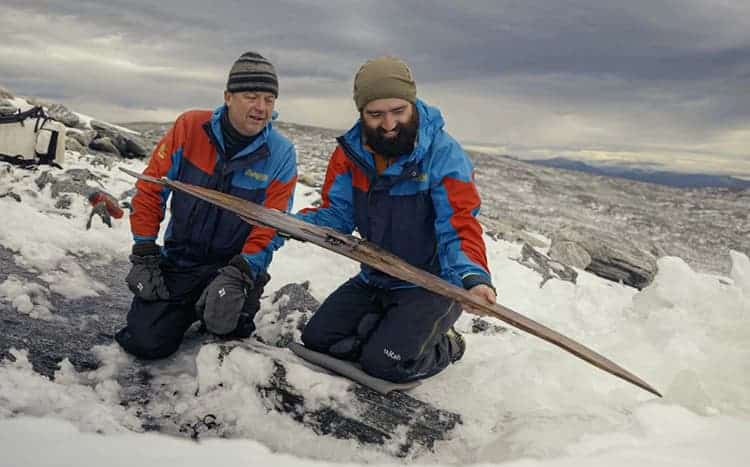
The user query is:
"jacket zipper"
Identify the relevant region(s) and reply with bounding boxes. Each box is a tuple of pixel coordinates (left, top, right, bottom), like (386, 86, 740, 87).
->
(337, 135, 430, 286)
(201, 121, 270, 258)
(337, 136, 421, 210)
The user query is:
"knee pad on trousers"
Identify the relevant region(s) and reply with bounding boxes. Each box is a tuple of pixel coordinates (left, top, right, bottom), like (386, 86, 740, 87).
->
(115, 328, 180, 360)
(300, 325, 329, 353)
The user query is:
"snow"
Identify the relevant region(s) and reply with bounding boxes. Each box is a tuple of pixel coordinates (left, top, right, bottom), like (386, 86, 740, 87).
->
(1, 151, 750, 465)
(730, 249, 750, 297)
(73, 110, 141, 135)
(0, 94, 138, 134)
(0, 275, 54, 320)
(0, 153, 137, 306)
(2, 406, 749, 467)
(4, 97, 33, 112)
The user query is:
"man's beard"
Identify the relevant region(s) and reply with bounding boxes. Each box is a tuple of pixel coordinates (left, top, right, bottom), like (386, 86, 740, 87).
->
(362, 110, 419, 159)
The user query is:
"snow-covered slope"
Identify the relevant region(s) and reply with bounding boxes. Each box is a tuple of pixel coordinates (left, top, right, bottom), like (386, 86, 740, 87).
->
(1, 149, 749, 466)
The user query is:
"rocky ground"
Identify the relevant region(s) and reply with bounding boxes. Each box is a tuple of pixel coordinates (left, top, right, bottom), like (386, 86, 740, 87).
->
(469, 151, 749, 277)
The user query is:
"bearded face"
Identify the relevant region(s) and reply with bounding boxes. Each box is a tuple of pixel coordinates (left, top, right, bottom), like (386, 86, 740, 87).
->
(361, 99, 419, 159)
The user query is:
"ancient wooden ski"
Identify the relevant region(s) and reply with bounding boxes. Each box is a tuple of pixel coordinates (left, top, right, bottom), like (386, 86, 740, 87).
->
(120, 167, 662, 397)
(288, 342, 421, 395)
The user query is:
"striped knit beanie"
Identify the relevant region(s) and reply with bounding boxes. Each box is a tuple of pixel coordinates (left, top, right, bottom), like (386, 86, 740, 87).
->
(226, 51, 279, 97)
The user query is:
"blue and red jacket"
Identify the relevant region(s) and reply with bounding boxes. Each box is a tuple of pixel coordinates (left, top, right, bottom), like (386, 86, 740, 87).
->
(297, 100, 492, 290)
(130, 106, 297, 277)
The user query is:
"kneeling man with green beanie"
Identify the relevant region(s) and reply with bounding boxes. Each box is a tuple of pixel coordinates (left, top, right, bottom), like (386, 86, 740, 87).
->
(296, 56, 496, 382)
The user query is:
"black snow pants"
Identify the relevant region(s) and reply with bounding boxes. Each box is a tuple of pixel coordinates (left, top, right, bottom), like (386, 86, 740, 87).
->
(115, 258, 266, 359)
(301, 277, 462, 383)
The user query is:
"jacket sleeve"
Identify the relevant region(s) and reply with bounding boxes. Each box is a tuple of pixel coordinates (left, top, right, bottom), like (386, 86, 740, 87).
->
(430, 141, 493, 290)
(240, 145, 298, 278)
(130, 115, 186, 243)
(294, 146, 355, 234)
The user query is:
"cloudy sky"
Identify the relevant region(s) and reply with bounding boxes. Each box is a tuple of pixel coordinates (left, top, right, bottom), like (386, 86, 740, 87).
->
(2, 0, 749, 175)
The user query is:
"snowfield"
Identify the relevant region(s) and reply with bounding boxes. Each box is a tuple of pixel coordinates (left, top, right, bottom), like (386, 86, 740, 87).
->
(1, 150, 749, 466)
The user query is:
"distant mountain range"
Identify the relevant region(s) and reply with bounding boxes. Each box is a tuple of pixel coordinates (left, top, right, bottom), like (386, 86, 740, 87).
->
(519, 156, 750, 189)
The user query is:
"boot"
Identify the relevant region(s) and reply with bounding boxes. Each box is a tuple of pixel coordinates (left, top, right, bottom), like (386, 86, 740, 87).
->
(445, 326, 466, 363)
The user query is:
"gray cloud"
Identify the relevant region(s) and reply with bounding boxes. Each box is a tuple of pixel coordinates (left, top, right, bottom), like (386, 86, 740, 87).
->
(1, 0, 748, 174)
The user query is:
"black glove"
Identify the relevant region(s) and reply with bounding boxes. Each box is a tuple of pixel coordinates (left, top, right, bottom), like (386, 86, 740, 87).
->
(125, 242, 170, 301)
(196, 255, 262, 336)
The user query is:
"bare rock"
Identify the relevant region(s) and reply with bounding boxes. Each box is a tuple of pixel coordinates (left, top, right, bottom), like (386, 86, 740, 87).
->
(124, 137, 149, 158)
(34, 171, 55, 190)
(67, 128, 98, 147)
(55, 194, 73, 210)
(554, 226, 657, 289)
(89, 153, 117, 169)
(90, 120, 149, 158)
(64, 137, 85, 154)
(470, 317, 508, 335)
(35, 168, 103, 198)
(255, 282, 319, 348)
(548, 240, 592, 269)
(297, 173, 319, 187)
(480, 215, 547, 248)
(515, 242, 578, 287)
(90, 137, 121, 156)
(0, 191, 21, 202)
(0, 99, 18, 116)
(46, 103, 81, 128)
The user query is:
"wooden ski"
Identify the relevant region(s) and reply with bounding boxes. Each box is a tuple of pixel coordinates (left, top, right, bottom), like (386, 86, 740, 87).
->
(121, 167, 662, 397)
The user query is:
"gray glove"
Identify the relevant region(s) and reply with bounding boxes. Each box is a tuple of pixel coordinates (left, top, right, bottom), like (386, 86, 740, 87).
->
(125, 242, 170, 301)
(196, 255, 255, 336)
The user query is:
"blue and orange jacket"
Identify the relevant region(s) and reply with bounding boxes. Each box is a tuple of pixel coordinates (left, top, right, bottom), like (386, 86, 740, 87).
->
(297, 100, 492, 290)
(130, 106, 297, 277)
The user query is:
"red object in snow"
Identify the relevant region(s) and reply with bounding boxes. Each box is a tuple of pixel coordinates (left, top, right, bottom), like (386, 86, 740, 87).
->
(88, 191, 124, 219)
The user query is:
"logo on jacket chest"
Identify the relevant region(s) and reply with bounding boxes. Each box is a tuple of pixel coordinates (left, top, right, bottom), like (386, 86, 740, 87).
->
(156, 144, 168, 160)
(244, 169, 269, 182)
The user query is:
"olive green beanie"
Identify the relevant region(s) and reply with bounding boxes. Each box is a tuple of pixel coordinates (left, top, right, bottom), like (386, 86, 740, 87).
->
(353, 56, 417, 111)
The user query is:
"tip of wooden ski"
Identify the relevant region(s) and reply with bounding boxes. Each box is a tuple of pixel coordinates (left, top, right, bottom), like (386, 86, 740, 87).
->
(118, 167, 139, 177)
(635, 380, 662, 398)
(119, 167, 165, 186)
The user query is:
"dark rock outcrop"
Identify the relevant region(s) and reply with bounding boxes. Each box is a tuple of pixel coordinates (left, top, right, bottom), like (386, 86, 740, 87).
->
(67, 129, 98, 148)
(548, 240, 592, 269)
(64, 137, 85, 154)
(89, 136, 121, 155)
(515, 243, 578, 287)
(480, 215, 547, 248)
(45, 103, 81, 128)
(90, 120, 149, 158)
(551, 226, 658, 289)
(257, 282, 319, 347)
(470, 317, 508, 335)
(34, 168, 104, 198)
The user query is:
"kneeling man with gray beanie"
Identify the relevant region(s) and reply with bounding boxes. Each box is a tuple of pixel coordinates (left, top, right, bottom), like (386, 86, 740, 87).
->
(116, 51, 297, 359)
(297, 56, 496, 383)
